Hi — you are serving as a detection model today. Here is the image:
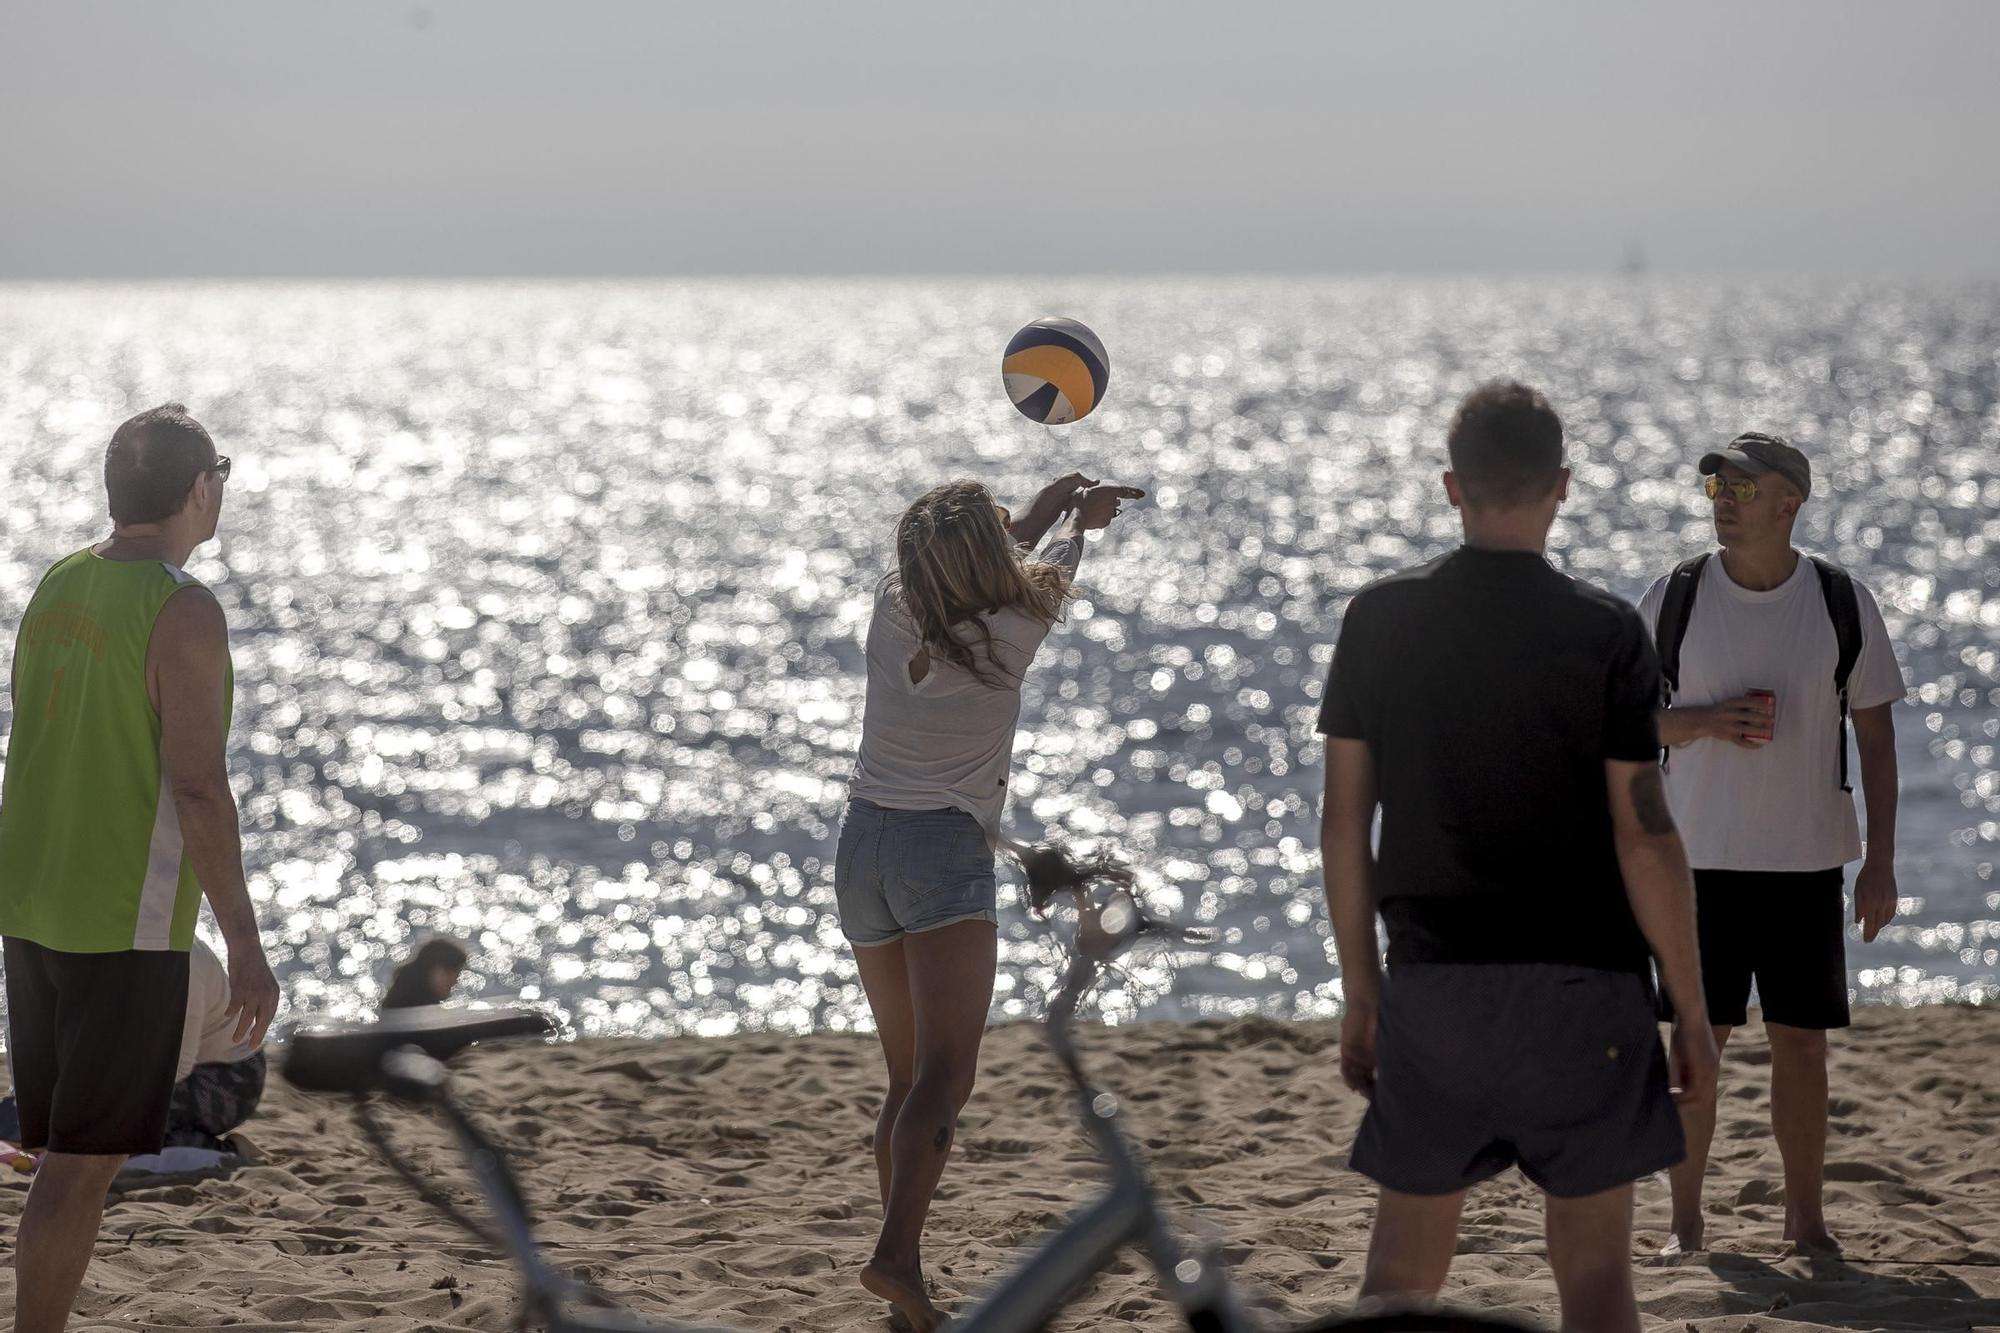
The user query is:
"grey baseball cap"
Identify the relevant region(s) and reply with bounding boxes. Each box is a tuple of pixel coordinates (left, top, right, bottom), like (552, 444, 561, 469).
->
(1699, 431, 1812, 499)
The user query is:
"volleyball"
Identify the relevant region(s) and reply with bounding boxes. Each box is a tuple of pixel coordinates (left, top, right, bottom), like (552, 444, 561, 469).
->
(1002, 317, 1110, 425)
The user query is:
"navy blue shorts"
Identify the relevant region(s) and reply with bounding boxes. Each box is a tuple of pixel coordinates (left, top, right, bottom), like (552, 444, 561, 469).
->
(833, 799, 997, 947)
(1351, 963, 1685, 1199)
(3, 937, 190, 1156)
(1694, 868, 1850, 1030)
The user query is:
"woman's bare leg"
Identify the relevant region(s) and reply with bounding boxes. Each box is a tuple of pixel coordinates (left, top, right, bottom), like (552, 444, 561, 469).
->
(854, 938, 916, 1210)
(860, 919, 997, 1333)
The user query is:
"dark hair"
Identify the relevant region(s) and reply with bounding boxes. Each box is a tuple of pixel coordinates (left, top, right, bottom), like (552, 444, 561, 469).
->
(103, 402, 217, 525)
(381, 936, 470, 1011)
(1446, 381, 1564, 508)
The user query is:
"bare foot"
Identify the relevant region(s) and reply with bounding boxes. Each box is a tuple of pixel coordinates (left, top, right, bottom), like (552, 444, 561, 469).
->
(862, 1258, 945, 1333)
(1660, 1221, 1705, 1257)
(1784, 1222, 1841, 1256)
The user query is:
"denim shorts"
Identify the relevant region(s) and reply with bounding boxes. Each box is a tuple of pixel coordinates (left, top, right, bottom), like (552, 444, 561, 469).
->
(833, 798, 998, 946)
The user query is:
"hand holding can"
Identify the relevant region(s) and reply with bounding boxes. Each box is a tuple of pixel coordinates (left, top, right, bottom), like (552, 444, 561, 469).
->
(1745, 687, 1777, 744)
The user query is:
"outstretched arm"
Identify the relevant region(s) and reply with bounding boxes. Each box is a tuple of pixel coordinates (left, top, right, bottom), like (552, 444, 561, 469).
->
(1007, 472, 1096, 548)
(1321, 737, 1382, 1097)
(1039, 482, 1147, 577)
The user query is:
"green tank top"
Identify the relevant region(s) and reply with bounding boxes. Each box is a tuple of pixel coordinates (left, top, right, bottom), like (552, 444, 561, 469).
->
(0, 548, 235, 952)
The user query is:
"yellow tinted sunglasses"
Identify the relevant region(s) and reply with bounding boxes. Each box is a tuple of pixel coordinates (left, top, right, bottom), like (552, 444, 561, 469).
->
(1703, 475, 1759, 502)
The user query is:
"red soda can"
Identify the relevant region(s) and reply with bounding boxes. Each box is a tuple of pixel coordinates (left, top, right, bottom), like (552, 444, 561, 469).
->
(1745, 687, 1776, 743)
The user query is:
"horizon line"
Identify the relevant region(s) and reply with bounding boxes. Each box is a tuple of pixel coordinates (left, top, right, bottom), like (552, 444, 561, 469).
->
(4, 267, 1997, 286)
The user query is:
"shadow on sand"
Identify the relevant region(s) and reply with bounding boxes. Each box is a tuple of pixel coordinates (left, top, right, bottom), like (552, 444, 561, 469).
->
(1699, 1248, 1999, 1330)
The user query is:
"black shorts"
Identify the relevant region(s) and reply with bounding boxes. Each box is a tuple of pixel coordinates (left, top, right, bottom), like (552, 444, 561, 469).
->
(1694, 867, 1850, 1030)
(1351, 963, 1685, 1199)
(3, 937, 190, 1155)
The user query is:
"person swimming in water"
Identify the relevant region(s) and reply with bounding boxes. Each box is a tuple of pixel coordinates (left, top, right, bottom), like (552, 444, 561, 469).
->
(836, 471, 1142, 1331)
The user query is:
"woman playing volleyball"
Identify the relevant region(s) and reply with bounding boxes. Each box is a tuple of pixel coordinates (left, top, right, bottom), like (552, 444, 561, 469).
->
(839, 471, 1142, 1330)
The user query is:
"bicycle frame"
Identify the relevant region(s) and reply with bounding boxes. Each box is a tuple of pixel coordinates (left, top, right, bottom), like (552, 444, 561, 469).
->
(368, 1048, 729, 1333)
(953, 943, 1250, 1332)
(410, 1073, 1528, 1333)
(290, 905, 1535, 1333)
(348, 934, 1250, 1332)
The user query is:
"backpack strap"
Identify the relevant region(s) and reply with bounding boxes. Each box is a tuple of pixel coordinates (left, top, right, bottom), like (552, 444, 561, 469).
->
(1810, 556, 1864, 793)
(1654, 553, 1711, 705)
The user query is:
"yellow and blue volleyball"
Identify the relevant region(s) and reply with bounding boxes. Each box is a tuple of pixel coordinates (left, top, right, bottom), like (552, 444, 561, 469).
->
(1002, 317, 1110, 425)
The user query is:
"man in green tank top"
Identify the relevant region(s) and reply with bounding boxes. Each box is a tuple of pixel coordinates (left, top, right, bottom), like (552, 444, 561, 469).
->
(0, 403, 278, 1333)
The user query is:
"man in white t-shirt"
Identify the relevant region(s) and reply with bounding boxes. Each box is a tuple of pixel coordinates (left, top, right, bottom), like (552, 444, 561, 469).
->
(1638, 432, 1906, 1257)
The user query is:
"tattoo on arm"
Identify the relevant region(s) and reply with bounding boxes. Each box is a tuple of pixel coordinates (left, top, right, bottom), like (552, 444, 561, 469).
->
(1630, 768, 1677, 836)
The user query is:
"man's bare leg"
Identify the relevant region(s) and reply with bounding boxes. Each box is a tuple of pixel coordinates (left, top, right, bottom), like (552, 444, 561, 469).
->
(1357, 1186, 1466, 1308)
(15, 1151, 126, 1333)
(1546, 1183, 1641, 1333)
(1664, 1024, 1733, 1253)
(1767, 1021, 1837, 1251)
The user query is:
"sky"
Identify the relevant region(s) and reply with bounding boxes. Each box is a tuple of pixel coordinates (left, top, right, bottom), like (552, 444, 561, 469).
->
(3, 1, 1997, 278)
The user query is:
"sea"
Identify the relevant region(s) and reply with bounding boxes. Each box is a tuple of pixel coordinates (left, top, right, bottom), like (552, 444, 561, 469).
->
(1, 277, 1995, 1037)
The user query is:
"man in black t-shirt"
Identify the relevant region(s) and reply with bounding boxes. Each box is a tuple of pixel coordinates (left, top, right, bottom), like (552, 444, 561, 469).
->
(1318, 382, 1718, 1333)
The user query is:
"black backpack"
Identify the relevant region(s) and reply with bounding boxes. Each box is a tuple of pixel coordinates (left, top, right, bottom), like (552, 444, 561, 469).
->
(1654, 552, 1864, 791)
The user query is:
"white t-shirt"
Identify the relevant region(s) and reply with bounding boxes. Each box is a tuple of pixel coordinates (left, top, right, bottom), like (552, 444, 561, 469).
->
(848, 535, 1082, 844)
(177, 938, 261, 1080)
(1637, 553, 1906, 872)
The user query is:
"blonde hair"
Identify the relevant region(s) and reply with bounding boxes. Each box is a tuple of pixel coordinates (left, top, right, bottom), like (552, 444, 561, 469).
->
(894, 480, 1072, 687)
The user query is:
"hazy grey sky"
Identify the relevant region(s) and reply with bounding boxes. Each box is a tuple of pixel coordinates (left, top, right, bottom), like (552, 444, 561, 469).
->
(4, 1, 1996, 278)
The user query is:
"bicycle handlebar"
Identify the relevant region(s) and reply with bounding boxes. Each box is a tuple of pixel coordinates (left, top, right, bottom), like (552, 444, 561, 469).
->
(1042, 888, 1209, 1079)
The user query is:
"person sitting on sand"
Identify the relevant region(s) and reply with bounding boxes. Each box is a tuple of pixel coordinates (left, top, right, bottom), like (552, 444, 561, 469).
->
(162, 937, 269, 1150)
(380, 936, 470, 1012)
(836, 471, 1143, 1331)
(1318, 382, 1718, 1333)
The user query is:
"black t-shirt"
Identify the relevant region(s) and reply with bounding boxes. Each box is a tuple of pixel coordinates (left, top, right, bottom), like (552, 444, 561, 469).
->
(1317, 546, 1663, 973)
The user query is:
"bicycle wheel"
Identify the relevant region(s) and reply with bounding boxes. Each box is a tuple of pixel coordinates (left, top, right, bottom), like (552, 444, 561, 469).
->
(1285, 1310, 1540, 1333)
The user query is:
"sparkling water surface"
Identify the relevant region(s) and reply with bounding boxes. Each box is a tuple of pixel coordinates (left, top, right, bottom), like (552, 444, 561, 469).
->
(1, 278, 1995, 1035)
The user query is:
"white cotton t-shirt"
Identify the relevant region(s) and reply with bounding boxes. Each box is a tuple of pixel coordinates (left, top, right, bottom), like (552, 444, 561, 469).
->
(176, 937, 261, 1080)
(1637, 553, 1906, 873)
(848, 535, 1082, 845)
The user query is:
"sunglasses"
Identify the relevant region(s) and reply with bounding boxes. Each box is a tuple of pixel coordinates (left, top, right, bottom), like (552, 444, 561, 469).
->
(207, 455, 232, 483)
(1703, 475, 1757, 502)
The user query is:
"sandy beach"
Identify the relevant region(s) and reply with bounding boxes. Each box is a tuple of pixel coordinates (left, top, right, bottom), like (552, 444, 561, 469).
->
(3, 1004, 1995, 1332)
